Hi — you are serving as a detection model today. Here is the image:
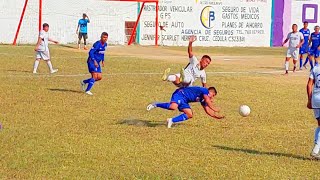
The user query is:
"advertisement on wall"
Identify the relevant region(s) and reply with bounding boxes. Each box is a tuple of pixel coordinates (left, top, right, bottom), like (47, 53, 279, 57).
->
(139, 0, 272, 47)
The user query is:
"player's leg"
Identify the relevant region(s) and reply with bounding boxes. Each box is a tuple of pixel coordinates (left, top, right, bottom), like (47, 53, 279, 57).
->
(167, 108, 193, 128)
(78, 33, 82, 49)
(162, 68, 171, 81)
(309, 55, 314, 70)
(42, 51, 58, 74)
(83, 34, 88, 50)
(147, 102, 178, 111)
(292, 49, 299, 72)
(311, 109, 320, 159)
(299, 48, 305, 70)
(315, 50, 319, 66)
(33, 57, 41, 74)
(284, 57, 290, 75)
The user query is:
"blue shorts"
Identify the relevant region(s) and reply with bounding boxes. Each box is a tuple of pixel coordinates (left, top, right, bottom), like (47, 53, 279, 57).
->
(309, 48, 319, 58)
(299, 46, 309, 54)
(170, 89, 190, 111)
(87, 62, 101, 73)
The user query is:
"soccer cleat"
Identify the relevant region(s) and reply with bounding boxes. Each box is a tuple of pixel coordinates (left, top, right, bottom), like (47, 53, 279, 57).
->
(167, 118, 173, 128)
(80, 80, 86, 92)
(304, 65, 308, 69)
(310, 152, 320, 160)
(179, 67, 185, 83)
(146, 103, 156, 111)
(33, 71, 37, 74)
(50, 69, 58, 74)
(161, 68, 171, 81)
(85, 91, 93, 95)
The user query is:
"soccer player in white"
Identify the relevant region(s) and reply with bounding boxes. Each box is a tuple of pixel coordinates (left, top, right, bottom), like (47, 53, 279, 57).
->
(307, 65, 320, 159)
(282, 24, 304, 75)
(161, 35, 211, 87)
(33, 23, 59, 74)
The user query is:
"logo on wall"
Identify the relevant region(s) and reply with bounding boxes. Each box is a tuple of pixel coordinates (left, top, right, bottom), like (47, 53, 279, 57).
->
(200, 6, 215, 29)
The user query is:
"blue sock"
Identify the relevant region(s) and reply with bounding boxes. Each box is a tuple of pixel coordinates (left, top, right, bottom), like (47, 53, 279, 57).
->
(83, 78, 92, 84)
(172, 113, 189, 123)
(310, 60, 314, 69)
(85, 78, 95, 92)
(299, 58, 303, 68)
(303, 57, 309, 66)
(155, 103, 171, 110)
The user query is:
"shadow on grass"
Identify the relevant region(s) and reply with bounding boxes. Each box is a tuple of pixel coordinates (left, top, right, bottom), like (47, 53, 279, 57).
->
(58, 44, 77, 49)
(48, 88, 83, 94)
(259, 66, 283, 70)
(213, 145, 310, 161)
(119, 119, 166, 127)
(7, 70, 30, 73)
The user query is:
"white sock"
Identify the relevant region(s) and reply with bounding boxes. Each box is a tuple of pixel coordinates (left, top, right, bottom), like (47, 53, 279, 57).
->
(33, 60, 40, 72)
(167, 75, 176, 82)
(46, 61, 54, 72)
(285, 61, 289, 71)
(313, 127, 320, 154)
(78, 44, 80, 49)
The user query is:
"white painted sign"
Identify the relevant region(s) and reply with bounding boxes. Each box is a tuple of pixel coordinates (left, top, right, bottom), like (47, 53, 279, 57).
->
(139, 0, 272, 47)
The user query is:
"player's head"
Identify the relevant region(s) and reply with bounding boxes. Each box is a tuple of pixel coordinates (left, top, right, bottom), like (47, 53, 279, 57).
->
(292, 24, 298, 32)
(303, 21, 308, 28)
(200, 55, 211, 70)
(101, 32, 109, 43)
(83, 13, 87, 19)
(315, 25, 320, 33)
(208, 86, 217, 98)
(42, 23, 49, 32)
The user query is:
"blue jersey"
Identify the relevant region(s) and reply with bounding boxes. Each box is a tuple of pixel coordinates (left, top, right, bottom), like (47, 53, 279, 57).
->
(310, 32, 320, 50)
(78, 19, 89, 33)
(180, 87, 209, 103)
(88, 41, 107, 63)
(299, 28, 310, 47)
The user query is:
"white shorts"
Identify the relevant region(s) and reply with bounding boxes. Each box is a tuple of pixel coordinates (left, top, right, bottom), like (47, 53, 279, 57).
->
(175, 73, 195, 86)
(36, 51, 50, 60)
(286, 48, 299, 60)
(314, 109, 320, 120)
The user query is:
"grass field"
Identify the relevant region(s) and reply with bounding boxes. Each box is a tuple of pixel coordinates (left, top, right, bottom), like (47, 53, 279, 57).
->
(0, 44, 318, 179)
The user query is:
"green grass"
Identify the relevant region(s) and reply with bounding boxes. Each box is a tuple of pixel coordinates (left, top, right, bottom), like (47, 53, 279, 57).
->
(0, 45, 318, 179)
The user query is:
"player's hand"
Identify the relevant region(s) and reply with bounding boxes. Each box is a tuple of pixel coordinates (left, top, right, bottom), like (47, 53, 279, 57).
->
(102, 61, 105, 67)
(94, 61, 99, 68)
(34, 47, 39, 51)
(54, 41, 59, 44)
(296, 45, 301, 48)
(189, 35, 196, 43)
(307, 100, 312, 109)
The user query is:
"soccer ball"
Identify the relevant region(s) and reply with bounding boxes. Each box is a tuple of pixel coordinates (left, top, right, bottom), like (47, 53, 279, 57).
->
(239, 105, 250, 117)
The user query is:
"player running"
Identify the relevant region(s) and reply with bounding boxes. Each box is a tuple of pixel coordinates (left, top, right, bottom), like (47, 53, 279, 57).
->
(33, 23, 59, 74)
(299, 21, 311, 70)
(307, 65, 320, 160)
(161, 35, 211, 87)
(80, 32, 108, 95)
(76, 13, 90, 50)
(308, 25, 320, 70)
(146, 86, 224, 128)
(282, 24, 304, 75)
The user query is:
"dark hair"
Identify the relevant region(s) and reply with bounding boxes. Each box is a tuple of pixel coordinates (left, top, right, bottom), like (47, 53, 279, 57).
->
(42, 23, 49, 28)
(202, 55, 211, 61)
(101, 32, 108, 37)
(292, 24, 298, 27)
(304, 21, 309, 24)
(208, 86, 217, 95)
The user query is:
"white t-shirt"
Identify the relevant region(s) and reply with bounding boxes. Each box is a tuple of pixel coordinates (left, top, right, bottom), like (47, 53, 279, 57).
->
(286, 32, 304, 49)
(184, 56, 207, 83)
(310, 66, 320, 108)
(37, 30, 49, 52)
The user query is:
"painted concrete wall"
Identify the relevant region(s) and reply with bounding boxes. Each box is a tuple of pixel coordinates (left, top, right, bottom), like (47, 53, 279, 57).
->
(0, 0, 137, 45)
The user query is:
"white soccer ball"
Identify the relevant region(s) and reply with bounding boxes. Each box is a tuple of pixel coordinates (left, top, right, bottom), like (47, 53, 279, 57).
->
(239, 105, 250, 117)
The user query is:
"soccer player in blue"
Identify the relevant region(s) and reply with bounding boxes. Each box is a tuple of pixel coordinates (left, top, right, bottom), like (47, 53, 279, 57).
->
(80, 32, 108, 95)
(146, 86, 225, 128)
(308, 25, 320, 70)
(76, 13, 90, 50)
(299, 21, 311, 70)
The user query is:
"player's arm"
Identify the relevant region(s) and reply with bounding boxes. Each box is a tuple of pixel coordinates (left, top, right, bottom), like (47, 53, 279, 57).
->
(86, 14, 90, 23)
(203, 95, 220, 112)
(202, 105, 224, 119)
(34, 36, 42, 51)
(308, 36, 312, 47)
(76, 24, 79, 34)
(48, 38, 58, 44)
(201, 73, 207, 88)
(282, 38, 289, 46)
(188, 35, 196, 58)
(89, 43, 99, 67)
(307, 77, 314, 109)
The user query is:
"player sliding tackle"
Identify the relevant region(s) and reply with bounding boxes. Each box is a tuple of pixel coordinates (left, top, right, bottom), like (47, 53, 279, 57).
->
(282, 24, 304, 75)
(161, 35, 211, 87)
(147, 86, 224, 128)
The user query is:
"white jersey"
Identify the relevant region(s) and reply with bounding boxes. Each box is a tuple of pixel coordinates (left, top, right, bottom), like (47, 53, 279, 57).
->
(310, 66, 320, 108)
(184, 56, 206, 84)
(37, 30, 49, 52)
(286, 32, 304, 49)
